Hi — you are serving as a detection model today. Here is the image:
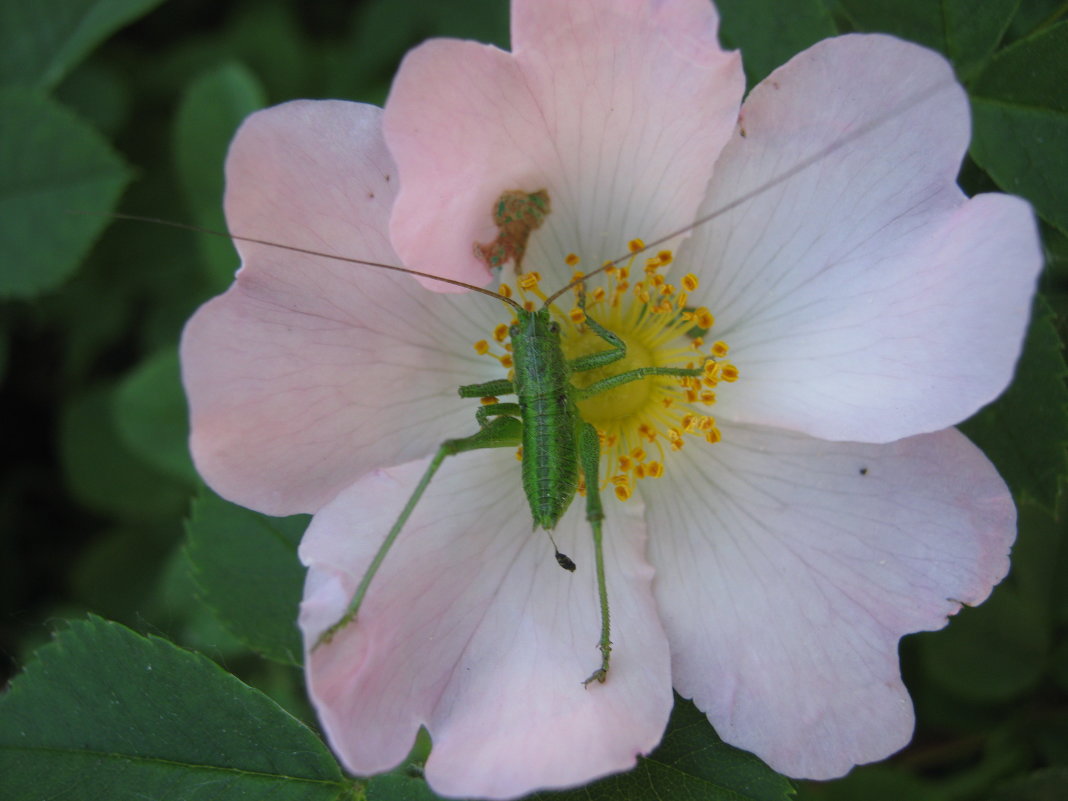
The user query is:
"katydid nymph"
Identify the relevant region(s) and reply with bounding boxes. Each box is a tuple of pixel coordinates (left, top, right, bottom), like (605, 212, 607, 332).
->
(308, 234, 725, 687)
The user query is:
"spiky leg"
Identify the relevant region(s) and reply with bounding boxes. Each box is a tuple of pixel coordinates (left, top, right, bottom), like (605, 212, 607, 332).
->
(315, 415, 522, 648)
(578, 421, 611, 685)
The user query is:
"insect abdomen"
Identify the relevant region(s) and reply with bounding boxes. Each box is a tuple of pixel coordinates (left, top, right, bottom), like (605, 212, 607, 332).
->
(510, 309, 580, 530)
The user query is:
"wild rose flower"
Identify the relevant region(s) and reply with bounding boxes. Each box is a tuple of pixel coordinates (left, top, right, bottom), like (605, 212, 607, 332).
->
(180, 0, 1042, 798)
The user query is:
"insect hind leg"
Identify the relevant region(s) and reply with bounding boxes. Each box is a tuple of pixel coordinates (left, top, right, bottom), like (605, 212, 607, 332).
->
(314, 415, 522, 648)
(577, 421, 612, 686)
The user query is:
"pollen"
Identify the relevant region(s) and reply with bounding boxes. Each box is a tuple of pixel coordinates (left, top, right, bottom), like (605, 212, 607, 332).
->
(565, 253, 580, 266)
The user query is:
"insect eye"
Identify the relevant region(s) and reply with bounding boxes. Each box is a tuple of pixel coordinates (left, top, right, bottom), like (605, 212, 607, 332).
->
(548, 321, 561, 334)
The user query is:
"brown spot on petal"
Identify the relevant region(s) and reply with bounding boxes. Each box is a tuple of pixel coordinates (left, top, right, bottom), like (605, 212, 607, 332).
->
(475, 189, 551, 274)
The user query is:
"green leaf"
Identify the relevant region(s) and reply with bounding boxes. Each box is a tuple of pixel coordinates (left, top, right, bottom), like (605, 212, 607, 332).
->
(55, 61, 131, 136)
(533, 696, 794, 801)
(0, 0, 166, 89)
(114, 347, 198, 483)
(186, 488, 309, 666)
(0, 617, 348, 801)
(917, 585, 1050, 702)
(717, 0, 836, 87)
(0, 87, 129, 298)
(834, 0, 1022, 77)
(367, 773, 442, 801)
(60, 384, 191, 520)
(68, 524, 180, 625)
(832, 0, 947, 52)
(969, 21, 1068, 235)
(173, 61, 266, 291)
(960, 298, 1068, 510)
(944, 0, 1019, 78)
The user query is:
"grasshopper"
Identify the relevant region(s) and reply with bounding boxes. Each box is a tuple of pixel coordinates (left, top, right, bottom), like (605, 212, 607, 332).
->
(311, 250, 720, 686)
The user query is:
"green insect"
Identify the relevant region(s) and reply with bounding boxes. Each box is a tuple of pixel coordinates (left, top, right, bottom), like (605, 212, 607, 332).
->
(312, 255, 715, 686)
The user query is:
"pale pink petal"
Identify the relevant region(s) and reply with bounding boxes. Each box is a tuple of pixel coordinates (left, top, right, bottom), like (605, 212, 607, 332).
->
(300, 448, 672, 799)
(683, 34, 1042, 442)
(384, 0, 743, 290)
(643, 424, 1014, 778)
(181, 100, 506, 515)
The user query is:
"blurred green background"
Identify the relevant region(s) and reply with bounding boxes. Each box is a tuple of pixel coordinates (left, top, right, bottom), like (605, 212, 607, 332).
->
(1, 1, 1066, 799)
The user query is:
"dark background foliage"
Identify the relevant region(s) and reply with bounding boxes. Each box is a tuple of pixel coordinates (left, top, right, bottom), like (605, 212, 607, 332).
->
(1, 1, 1066, 799)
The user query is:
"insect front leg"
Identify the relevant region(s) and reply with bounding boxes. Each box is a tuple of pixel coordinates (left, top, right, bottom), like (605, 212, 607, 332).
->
(578, 421, 612, 686)
(574, 362, 707, 399)
(475, 402, 521, 428)
(459, 378, 514, 398)
(568, 291, 627, 372)
(315, 415, 522, 647)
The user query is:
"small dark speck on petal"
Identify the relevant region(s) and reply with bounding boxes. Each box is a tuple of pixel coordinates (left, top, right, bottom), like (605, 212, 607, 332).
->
(859, 467, 868, 475)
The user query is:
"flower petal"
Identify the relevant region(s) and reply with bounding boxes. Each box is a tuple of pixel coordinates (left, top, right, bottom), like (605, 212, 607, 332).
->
(384, 0, 743, 290)
(684, 34, 1042, 442)
(300, 448, 672, 799)
(644, 424, 1014, 778)
(181, 100, 504, 514)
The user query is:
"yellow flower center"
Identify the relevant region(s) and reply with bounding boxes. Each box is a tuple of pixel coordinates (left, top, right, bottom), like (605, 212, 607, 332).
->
(566, 329, 655, 421)
(472, 242, 738, 503)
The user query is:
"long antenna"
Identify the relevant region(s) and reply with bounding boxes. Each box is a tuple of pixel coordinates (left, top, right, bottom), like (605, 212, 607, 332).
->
(95, 77, 953, 312)
(90, 212, 524, 312)
(542, 78, 955, 306)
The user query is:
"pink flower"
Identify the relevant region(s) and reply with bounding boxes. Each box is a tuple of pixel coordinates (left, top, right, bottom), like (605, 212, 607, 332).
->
(180, 0, 1042, 798)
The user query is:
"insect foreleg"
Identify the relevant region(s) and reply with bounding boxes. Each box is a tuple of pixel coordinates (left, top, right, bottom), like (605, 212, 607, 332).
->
(575, 363, 706, 399)
(578, 421, 612, 686)
(315, 415, 523, 648)
(459, 378, 514, 398)
(475, 401, 521, 427)
(568, 292, 627, 372)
